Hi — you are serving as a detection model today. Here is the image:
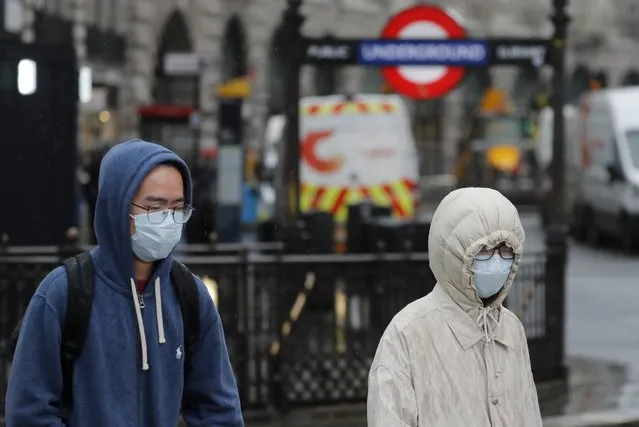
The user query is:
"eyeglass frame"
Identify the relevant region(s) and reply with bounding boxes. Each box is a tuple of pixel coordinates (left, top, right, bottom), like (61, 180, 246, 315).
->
(474, 243, 515, 261)
(130, 202, 195, 224)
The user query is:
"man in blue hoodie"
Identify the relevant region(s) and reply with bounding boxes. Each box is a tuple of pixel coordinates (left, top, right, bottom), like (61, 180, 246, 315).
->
(5, 140, 245, 427)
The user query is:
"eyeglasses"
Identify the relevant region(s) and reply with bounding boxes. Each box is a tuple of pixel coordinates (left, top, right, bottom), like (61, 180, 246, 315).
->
(475, 244, 515, 261)
(131, 202, 194, 224)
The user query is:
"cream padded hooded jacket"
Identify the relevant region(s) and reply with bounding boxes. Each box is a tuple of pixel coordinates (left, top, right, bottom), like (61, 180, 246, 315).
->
(367, 187, 542, 427)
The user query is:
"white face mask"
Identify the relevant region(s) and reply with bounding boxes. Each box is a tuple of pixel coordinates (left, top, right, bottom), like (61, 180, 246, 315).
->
(471, 257, 514, 299)
(130, 211, 183, 262)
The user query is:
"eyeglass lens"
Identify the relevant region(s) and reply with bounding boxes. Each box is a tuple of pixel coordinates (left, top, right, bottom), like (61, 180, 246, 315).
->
(475, 244, 514, 261)
(146, 206, 193, 224)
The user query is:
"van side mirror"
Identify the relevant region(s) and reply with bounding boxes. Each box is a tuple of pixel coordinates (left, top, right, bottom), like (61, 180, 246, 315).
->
(607, 164, 624, 182)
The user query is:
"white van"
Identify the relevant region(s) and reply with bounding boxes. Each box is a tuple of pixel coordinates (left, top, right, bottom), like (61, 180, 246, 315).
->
(258, 94, 420, 227)
(573, 86, 639, 251)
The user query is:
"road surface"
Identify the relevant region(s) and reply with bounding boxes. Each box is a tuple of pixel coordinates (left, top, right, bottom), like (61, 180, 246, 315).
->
(516, 213, 639, 417)
(565, 240, 639, 412)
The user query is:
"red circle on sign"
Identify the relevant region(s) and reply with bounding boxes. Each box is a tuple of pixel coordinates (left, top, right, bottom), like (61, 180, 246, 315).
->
(380, 5, 467, 99)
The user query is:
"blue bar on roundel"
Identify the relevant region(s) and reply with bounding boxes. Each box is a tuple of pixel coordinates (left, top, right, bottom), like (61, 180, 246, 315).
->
(357, 39, 489, 67)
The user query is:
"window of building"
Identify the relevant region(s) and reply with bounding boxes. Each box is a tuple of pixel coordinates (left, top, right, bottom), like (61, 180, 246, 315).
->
(621, 69, 639, 86)
(221, 15, 248, 82)
(153, 10, 196, 106)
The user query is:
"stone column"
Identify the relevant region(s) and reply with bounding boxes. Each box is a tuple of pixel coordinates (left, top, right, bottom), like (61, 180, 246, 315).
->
(194, 0, 224, 151)
(120, 0, 157, 139)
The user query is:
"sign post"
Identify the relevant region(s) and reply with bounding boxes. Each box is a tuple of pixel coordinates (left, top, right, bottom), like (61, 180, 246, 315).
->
(549, 0, 570, 229)
(281, 0, 305, 229)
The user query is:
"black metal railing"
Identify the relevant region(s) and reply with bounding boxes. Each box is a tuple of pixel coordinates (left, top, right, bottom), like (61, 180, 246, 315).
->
(0, 242, 566, 415)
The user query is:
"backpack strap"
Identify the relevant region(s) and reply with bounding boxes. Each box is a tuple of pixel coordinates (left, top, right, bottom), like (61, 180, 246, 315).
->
(60, 251, 95, 420)
(170, 260, 200, 366)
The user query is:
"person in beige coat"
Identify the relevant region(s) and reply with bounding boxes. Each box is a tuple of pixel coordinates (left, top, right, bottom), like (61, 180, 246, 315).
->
(367, 187, 543, 427)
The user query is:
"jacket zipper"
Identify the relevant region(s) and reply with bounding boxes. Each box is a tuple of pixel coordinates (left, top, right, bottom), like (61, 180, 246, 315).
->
(137, 291, 144, 427)
(138, 293, 145, 309)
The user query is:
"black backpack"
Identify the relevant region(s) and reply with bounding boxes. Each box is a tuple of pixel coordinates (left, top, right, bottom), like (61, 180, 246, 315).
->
(9, 251, 201, 420)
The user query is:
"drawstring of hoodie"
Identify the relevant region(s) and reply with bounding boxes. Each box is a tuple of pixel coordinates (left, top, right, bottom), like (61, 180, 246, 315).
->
(477, 306, 502, 378)
(129, 277, 167, 371)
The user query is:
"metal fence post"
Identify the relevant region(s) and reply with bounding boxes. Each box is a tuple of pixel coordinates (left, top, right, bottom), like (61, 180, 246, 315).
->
(238, 247, 251, 409)
(544, 224, 568, 381)
(268, 245, 288, 413)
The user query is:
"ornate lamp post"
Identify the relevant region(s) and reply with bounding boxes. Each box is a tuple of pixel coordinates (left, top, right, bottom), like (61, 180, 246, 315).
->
(546, 0, 571, 382)
(281, 0, 305, 228)
(548, 0, 570, 230)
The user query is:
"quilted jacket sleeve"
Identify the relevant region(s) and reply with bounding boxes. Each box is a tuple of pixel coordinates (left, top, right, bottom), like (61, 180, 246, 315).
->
(367, 324, 417, 427)
(368, 364, 418, 427)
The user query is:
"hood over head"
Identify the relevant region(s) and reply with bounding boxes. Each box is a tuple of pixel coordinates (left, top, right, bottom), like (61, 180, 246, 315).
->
(428, 187, 525, 312)
(93, 139, 192, 287)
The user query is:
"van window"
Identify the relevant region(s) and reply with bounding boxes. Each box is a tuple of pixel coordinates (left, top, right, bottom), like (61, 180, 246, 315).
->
(625, 130, 639, 169)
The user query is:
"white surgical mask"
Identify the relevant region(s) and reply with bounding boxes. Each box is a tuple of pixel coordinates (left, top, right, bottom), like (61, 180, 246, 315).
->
(471, 257, 514, 299)
(130, 212, 183, 262)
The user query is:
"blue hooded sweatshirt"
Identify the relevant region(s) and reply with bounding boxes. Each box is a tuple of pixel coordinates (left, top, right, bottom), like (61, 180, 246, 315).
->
(5, 140, 244, 427)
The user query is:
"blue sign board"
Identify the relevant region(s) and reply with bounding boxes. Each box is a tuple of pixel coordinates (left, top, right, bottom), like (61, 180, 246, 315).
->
(302, 38, 551, 68)
(358, 40, 489, 66)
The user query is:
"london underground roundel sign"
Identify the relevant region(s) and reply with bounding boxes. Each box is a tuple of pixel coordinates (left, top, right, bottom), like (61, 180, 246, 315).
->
(380, 5, 467, 99)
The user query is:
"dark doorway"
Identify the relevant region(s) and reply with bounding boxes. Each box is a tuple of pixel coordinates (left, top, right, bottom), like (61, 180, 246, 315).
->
(153, 10, 195, 105)
(221, 14, 248, 82)
(218, 14, 248, 145)
(591, 70, 608, 89)
(621, 69, 639, 87)
(567, 64, 591, 105)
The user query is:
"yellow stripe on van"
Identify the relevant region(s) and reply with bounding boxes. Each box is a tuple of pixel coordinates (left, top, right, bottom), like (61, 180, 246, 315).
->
(368, 185, 391, 207)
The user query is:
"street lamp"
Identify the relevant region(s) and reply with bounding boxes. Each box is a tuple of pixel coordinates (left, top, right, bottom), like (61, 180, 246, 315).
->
(548, 0, 570, 232)
(281, 0, 305, 228)
(547, 0, 570, 382)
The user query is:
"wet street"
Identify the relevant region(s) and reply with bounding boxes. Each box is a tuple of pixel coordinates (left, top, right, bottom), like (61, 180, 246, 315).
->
(566, 242, 639, 369)
(520, 211, 639, 417)
(564, 240, 639, 414)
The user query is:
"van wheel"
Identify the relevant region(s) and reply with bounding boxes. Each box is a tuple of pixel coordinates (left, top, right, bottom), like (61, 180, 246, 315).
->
(571, 203, 586, 240)
(620, 214, 636, 254)
(584, 208, 600, 246)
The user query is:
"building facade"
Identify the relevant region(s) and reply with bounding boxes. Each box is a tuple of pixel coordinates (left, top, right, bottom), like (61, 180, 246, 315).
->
(3, 0, 638, 164)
